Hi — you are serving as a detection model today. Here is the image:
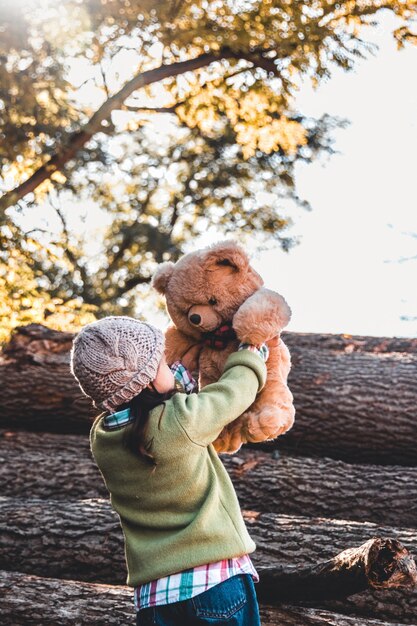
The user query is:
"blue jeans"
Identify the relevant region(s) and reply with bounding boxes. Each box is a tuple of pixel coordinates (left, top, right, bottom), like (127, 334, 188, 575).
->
(136, 574, 261, 625)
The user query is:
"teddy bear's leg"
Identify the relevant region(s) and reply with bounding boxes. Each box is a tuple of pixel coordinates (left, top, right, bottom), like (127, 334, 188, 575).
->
(213, 418, 245, 454)
(212, 338, 294, 453)
(242, 392, 295, 442)
(242, 338, 295, 443)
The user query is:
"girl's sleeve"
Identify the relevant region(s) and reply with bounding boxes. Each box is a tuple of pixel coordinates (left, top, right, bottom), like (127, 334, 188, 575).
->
(170, 349, 267, 447)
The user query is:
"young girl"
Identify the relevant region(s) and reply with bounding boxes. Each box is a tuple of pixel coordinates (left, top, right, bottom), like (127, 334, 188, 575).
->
(70, 315, 268, 625)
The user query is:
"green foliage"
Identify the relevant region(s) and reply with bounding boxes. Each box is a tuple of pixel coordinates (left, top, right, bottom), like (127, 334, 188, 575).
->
(0, 0, 416, 331)
(0, 225, 96, 342)
(6, 113, 338, 318)
(2, 0, 416, 181)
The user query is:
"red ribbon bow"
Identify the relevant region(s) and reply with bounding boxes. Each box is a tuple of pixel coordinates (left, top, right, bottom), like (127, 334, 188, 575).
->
(203, 323, 237, 350)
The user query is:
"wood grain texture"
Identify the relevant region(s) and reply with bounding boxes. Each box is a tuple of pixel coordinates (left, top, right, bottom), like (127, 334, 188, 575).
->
(270, 346, 417, 464)
(0, 570, 414, 626)
(0, 498, 416, 622)
(3, 430, 417, 529)
(2, 325, 417, 464)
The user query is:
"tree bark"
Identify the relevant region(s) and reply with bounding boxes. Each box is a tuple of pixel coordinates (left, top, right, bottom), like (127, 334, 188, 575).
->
(0, 497, 416, 622)
(225, 450, 417, 529)
(0, 429, 104, 500)
(1, 571, 411, 626)
(0, 325, 94, 430)
(282, 332, 417, 354)
(3, 429, 417, 529)
(2, 324, 417, 464)
(250, 513, 417, 624)
(260, 344, 417, 465)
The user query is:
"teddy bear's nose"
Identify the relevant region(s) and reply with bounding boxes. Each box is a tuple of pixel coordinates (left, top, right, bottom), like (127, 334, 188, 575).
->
(189, 314, 201, 325)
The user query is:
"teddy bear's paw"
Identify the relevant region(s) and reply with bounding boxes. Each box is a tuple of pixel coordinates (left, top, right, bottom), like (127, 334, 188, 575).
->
(233, 288, 291, 344)
(244, 404, 295, 443)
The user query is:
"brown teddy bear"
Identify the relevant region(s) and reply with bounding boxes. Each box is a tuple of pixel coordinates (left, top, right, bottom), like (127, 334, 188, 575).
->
(152, 240, 295, 453)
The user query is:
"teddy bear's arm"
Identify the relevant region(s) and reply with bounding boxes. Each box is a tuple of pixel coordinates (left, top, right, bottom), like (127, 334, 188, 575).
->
(213, 336, 295, 454)
(164, 325, 202, 373)
(232, 287, 291, 345)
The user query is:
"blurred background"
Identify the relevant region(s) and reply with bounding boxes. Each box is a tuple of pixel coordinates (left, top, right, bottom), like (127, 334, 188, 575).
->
(1, 0, 416, 342)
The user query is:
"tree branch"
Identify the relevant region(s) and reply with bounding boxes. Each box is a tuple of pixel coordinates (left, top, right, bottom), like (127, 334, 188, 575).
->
(105, 189, 156, 276)
(52, 202, 90, 296)
(0, 49, 279, 214)
(122, 104, 179, 114)
(239, 50, 281, 76)
(101, 274, 151, 303)
(99, 62, 110, 99)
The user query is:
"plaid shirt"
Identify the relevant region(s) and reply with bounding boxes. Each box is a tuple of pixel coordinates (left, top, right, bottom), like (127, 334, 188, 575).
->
(170, 360, 198, 393)
(103, 345, 267, 611)
(134, 555, 259, 611)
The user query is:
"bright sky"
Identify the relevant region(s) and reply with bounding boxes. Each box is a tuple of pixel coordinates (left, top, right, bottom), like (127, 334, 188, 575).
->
(139, 13, 417, 339)
(251, 13, 417, 338)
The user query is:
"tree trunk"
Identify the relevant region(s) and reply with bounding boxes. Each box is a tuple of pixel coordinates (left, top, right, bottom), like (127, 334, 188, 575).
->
(1, 570, 411, 626)
(1, 497, 416, 622)
(225, 450, 417, 529)
(0, 430, 103, 500)
(250, 513, 417, 624)
(2, 324, 417, 464)
(3, 430, 417, 529)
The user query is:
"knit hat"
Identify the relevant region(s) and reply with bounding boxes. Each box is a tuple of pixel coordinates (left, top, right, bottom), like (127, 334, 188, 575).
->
(70, 316, 165, 412)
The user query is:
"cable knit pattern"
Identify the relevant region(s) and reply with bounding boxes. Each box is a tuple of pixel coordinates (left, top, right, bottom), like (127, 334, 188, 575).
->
(70, 316, 165, 411)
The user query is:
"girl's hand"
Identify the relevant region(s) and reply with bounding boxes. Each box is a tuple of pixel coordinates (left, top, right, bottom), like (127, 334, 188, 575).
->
(238, 342, 269, 362)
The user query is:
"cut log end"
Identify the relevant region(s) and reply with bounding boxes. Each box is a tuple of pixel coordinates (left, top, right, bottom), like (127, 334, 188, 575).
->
(333, 537, 417, 591)
(257, 537, 417, 605)
(365, 538, 417, 590)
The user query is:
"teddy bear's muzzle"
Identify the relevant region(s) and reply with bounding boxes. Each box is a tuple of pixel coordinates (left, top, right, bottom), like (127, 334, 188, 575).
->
(188, 304, 222, 332)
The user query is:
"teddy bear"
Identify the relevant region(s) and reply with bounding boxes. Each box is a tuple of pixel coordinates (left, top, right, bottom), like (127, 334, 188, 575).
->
(152, 240, 295, 454)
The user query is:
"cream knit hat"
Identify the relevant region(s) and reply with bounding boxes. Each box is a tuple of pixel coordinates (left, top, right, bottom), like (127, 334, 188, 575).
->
(70, 316, 165, 412)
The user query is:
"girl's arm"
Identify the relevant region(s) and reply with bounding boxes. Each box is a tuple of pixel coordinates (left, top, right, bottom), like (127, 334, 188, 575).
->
(170, 347, 267, 447)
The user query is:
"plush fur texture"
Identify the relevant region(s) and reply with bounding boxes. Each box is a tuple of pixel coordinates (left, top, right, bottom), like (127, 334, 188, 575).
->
(152, 240, 295, 453)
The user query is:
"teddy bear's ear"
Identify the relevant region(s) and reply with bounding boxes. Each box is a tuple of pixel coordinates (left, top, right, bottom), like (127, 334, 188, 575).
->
(152, 261, 175, 294)
(204, 241, 249, 273)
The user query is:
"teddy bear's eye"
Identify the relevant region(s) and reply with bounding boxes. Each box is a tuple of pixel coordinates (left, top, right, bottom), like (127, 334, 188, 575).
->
(208, 297, 217, 306)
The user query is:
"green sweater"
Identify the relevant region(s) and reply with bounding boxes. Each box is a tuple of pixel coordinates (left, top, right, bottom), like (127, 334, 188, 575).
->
(90, 350, 267, 586)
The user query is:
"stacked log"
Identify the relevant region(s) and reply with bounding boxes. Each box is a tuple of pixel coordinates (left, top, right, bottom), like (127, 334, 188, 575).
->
(2, 570, 414, 626)
(1, 494, 416, 622)
(0, 571, 416, 626)
(0, 324, 416, 625)
(2, 430, 417, 527)
(1, 325, 417, 463)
